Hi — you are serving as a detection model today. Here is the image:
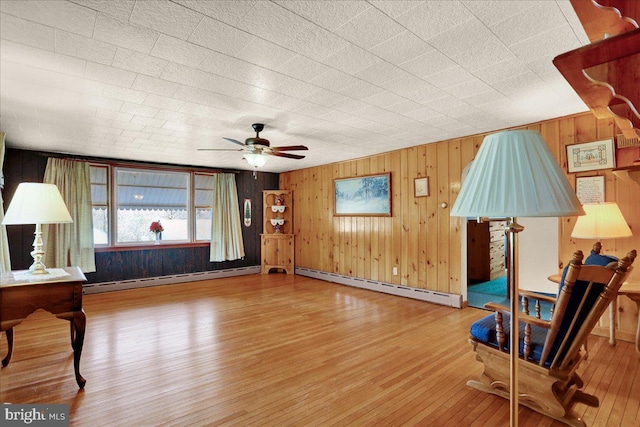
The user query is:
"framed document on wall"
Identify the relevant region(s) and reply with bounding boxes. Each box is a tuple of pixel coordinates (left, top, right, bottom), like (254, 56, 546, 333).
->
(576, 175, 605, 204)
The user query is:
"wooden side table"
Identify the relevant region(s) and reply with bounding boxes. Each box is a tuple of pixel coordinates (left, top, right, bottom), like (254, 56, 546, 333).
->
(0, 266, 87, 388)
(610, 280, 640, 355)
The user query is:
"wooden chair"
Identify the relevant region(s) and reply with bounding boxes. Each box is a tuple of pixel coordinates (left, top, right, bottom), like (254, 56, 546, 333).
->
(467, 249, 636, 427)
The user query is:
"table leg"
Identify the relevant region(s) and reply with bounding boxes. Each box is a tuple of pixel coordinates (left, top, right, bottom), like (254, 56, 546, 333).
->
(628, 296, 640, 355)
(1, 328, 14, 367)
(609, 298, 617, 346)
(70, 311, 86, 388)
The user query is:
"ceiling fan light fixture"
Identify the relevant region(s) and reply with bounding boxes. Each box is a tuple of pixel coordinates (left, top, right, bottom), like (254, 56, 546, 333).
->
(244, 153, 267, 168)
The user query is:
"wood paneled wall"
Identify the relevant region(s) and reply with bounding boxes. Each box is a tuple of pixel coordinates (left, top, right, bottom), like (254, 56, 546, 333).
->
(3, 148, 279, 283)
(280, 112, 640, 298)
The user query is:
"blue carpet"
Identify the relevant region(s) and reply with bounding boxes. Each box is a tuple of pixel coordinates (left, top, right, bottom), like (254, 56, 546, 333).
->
(468, 275, 553, 321)
(469, 275, 507, 295)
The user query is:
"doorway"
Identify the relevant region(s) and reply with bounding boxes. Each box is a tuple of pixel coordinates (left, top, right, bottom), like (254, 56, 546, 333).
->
(466, 219, 508, 309)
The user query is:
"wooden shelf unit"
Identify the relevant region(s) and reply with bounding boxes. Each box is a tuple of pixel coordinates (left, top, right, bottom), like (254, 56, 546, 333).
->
(261, 190, 294, 275)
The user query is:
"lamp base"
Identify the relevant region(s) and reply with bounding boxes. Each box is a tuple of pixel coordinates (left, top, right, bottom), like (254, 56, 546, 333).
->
(29, 223, 49, 275)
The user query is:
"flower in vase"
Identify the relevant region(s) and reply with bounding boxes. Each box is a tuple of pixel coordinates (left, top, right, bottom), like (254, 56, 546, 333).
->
(150, 221, 164, 234)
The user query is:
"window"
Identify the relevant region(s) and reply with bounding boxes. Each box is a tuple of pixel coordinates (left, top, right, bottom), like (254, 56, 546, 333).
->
(90, 165, 109, 245)
(194, 173, 214, 241)
(89, 164, 217, 246)
(115, 168, 189, 244)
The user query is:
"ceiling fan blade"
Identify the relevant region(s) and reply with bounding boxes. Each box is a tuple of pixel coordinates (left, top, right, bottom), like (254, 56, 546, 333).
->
(223, 137, 247, 147)
(268, 152, 305, 160)
(270, 145, 309, 152)
(197, 148, 245, 152)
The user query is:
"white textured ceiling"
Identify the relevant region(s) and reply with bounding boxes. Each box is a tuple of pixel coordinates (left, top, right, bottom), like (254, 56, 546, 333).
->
(0, 0, 590, 173)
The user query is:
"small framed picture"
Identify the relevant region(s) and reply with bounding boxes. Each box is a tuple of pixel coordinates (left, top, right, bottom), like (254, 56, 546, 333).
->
(576, 175, 605, 204)
(414, 177, 429, 197)
(566, 138, 615, 173)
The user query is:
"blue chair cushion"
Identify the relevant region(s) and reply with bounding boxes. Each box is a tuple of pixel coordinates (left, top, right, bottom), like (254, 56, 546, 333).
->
(585, 250, 617, 267)
(470, 312, 548, 364)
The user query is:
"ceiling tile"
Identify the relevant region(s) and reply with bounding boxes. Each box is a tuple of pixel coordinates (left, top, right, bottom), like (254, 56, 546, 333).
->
(0, 0, 96, 37)
(303, 89, 348, 108)
(275, 0, 371, 31)
(85, 61, 137, 87)
(70, 0, 136, 22)
(282, 23, 351, 61)
(337, 79, 385, 100)
(509, 25, 582, 62)
(334, 6, 404, 50)
(173, 0, 257, 26)
(119, 102, 159, 118)
(95, 108, 133, 123)
(399, 49, 457, 79)
(473, 57, 530, 84)
(368, 30, 434, 66)
(102, 84, 147, 104)
(94, 13, 159, 54)
(55, 29, 117, 65)
(461, 0, 535, 26)
(238, 1, 313, 47)
(275, 54, 332, 82)
(2, 39, 86, 77)
(396, 0, 474, 41)
(423, 65, 475, 90)
(363, 90, 406, 109)
(444, 78, 493, 99)
(131, 115, 166, 128)
(490, 2, 569, 47)
(143, 94, 184, 112)
(112, 48, 168, 78)
(188, 16, 255, 57)
(323, 44, 382, 75)
(427, 17, 497, 58)
(129, 0, 203, 40)
(235, 38, 297, 71)
(150, 35, 210, 68)
(452, 39, 516, 72)
(369, 1, 422, 19)
(131, 74, 179, 97)
(1, 12, 56, 51)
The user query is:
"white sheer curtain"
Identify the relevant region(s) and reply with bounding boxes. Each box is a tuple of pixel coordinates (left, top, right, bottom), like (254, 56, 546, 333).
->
(0, 132, 10, 273)
(210, 173, 245, 262)
(43, 158, 96, 272)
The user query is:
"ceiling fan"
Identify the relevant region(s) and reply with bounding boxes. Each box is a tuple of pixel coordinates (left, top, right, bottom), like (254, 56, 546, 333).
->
(198, 123, 309, 167)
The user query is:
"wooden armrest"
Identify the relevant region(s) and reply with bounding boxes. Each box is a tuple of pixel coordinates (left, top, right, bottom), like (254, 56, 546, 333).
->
(520, 290, 557, 304)
(484, 302, 551, 329)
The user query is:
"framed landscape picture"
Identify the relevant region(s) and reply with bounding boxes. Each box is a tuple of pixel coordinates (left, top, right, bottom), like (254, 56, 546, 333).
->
(566, 138, 615, 173)
(334, 173, 391, 216)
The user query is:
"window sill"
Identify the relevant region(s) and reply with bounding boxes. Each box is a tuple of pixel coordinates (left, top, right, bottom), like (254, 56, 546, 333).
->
(94, 242, 210, 252)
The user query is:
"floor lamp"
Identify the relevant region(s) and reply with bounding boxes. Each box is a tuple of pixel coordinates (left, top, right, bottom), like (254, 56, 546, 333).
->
(451, 130, 584, 426)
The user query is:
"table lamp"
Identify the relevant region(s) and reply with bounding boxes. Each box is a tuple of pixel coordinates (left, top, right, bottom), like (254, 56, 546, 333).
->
(2, 182, 73, 274)
(451, 130, 584, 426)
(571, 202, 632, 254)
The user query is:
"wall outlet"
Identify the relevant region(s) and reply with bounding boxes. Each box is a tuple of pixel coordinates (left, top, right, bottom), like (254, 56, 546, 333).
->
(393, 267, 398, 276)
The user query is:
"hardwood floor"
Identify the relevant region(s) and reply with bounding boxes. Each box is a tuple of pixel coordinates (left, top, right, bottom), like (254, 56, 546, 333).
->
(1, 274, 638, 426)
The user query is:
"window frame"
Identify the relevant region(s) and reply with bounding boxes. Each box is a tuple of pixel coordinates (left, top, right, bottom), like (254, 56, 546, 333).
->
(90, 162, 216, 249)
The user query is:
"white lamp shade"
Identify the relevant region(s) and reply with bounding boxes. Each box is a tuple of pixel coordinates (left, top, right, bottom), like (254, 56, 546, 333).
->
(2, 182, 73, 225)
(571, 202, 632, 239)
(451, 130, 585, 218)
(244, 153, 267, 168)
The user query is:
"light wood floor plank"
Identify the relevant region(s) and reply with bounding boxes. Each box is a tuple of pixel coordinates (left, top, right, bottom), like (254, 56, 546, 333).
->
(1, 274, 637, 426)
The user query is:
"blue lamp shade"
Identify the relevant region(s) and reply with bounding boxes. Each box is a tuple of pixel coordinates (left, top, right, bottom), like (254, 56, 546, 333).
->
(451, 130, 585, 218)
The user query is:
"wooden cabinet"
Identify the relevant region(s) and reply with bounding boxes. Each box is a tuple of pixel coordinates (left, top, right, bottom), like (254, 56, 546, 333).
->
(260, 190, 294, 274)
(467, 220, 506, 283)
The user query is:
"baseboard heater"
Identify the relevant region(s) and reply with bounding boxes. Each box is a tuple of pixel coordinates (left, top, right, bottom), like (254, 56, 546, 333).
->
(83, 265, 261, 294)
(295, 267, 463, 308)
